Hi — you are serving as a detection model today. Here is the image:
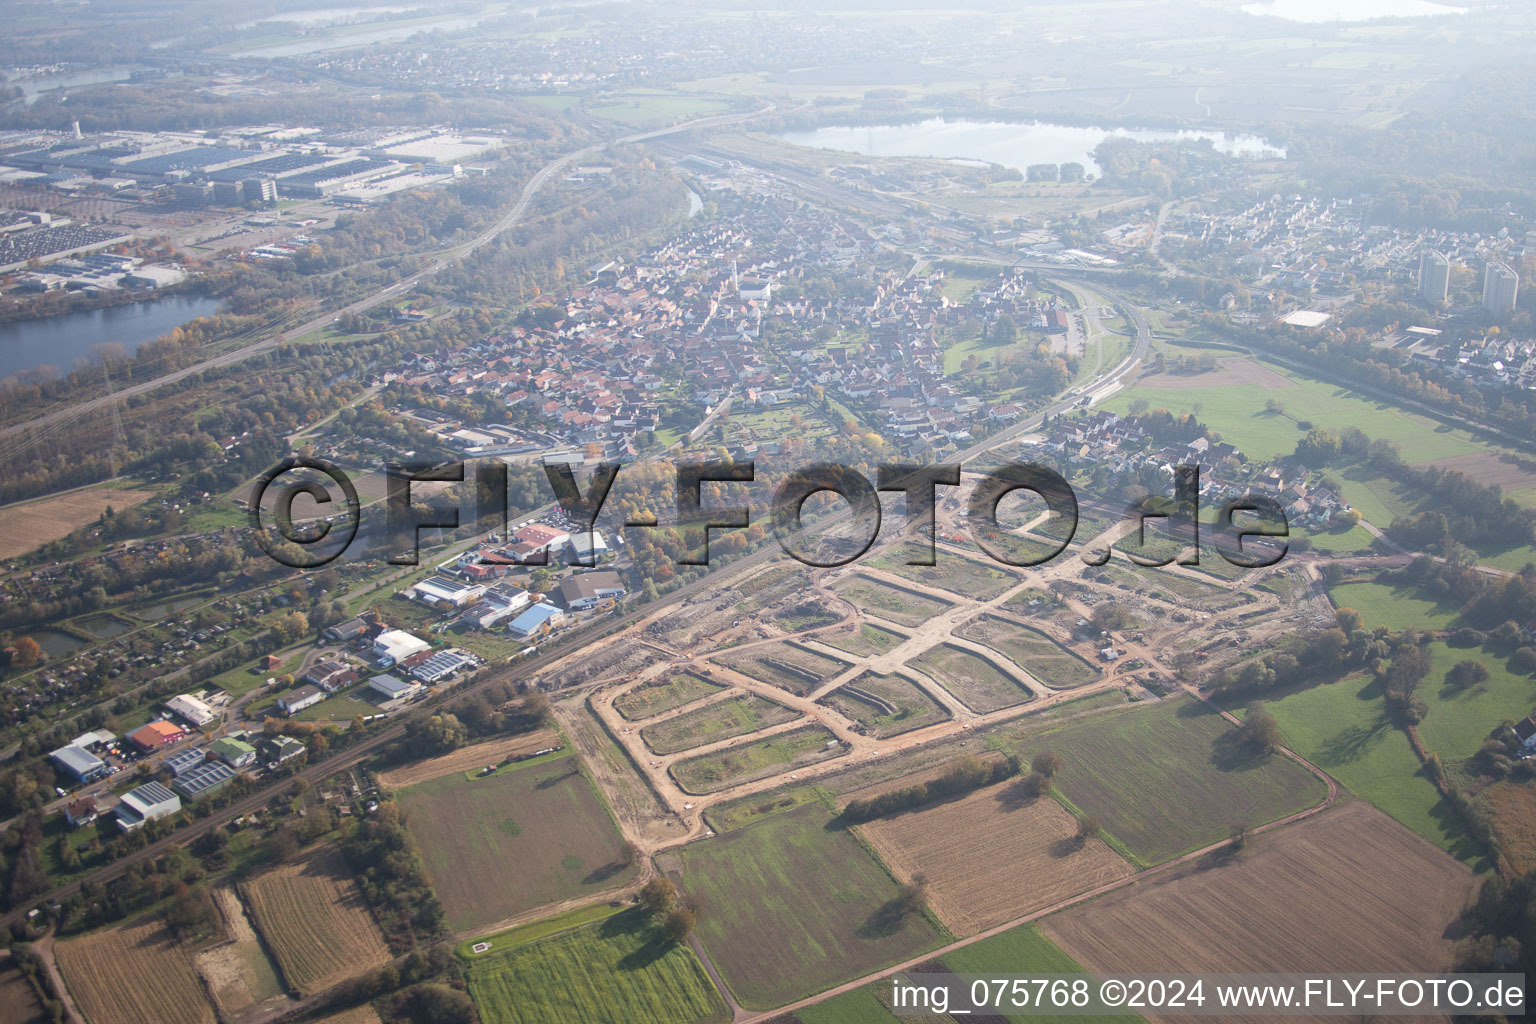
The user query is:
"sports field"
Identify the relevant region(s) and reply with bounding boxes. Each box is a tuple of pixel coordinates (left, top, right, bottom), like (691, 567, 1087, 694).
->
(1260, 675, 1483, 864)
(678, 803, 946, 1009)
(467, 909, 728, 1024)
(1018, 697, 1327, 864)
(398, 753, 636, 933)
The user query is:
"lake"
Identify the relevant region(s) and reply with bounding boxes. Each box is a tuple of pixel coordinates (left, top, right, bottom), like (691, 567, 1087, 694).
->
(1241, 0, 1465, 20)
(0, 295, 223, 382)
(6, 67, 140, 104)
(777, 119, 1284, 177)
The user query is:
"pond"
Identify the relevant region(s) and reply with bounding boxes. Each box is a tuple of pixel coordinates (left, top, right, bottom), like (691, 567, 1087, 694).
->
(0, 295, 224, 382)
(776, 119, 1284, 177)
(30, 629, 87, 659)
(128, 594, 207, 622)
(75, 614, 134, 640)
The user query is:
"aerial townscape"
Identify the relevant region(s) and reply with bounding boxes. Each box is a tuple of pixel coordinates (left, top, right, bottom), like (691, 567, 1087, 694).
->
(1, 2, 1536, 1023)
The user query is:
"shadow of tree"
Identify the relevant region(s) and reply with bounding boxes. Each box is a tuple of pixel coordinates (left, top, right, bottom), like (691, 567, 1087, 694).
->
(583, 860, 627, 885)
(857, 898, 913, 940)
(617, 933, 676, 971)
(1314, 717, 1391, 768)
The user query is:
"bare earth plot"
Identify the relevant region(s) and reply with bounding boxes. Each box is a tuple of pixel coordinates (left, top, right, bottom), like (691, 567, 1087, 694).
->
(909, 643, 1034, 713)
(55, 918, 216, 1024)
(832, 573, 953, 628)
(713, 642, 851, 695)
(1043, 802, 1476, 1024)
(374, 728, 563, 789)
(0, 961, 47, 1024)
(640, 692, 799, 754)
(818, 671, 949, 738)
(613, 672, 724, 720)
(957, 615, 1099, 689)
(1135, 358, 1293, 391)
(241, 846, 391, 995)
(194, 886, 285, 1017)
(398, 754, 636, 934)
(861, 784, 1135, 936)
(670, 725, 846, 795)
(0, 486, 154, 560)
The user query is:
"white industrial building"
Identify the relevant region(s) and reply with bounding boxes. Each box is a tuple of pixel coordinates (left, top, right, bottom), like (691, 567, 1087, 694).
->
(372, 629, 430, 667)
(116, 781, 181, 831)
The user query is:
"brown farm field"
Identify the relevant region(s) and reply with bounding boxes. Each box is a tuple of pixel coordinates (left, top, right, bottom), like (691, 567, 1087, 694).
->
(0, 961, 47, 1024)
(1420, 450, 1536, 495)
(1043, 802, 1477, 1021)
(241, 846, 391, 995)
(397, 753, 636, 934)
(1135, 358, 1292, 391)
(0, 486, 155, 560)
(861, 784, 1135, 936)
(1482, 779, 1536, 875)
(374, 728, 563, 789)
(55, 918, 215, 1024)
(309, 1008, 383, 1024)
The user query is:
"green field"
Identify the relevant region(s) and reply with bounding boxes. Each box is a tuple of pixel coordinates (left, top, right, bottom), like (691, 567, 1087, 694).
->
(956, 615, 1100, 689)
(614, 672, 724, 720)
(818, 622, 908, 658)
(1260, 675, 1483, 865)
(1419, 642, 1536, 761)
(941, 925, 1144, 1024)
(640, 693, 799, 755)
(467, 909, 727, 1024)
(820, 671, 950, 737)
(670, 725, 846, 795)
(909, 643, 1034, 713)
(1105, 356, 1479, 465)
(678, 803, 945, 1009)
(398, 755, 636, 933)
(1014, 697, 1327, 865)
(1328, 581, 1463, 632)
(834, 574, 953, 627)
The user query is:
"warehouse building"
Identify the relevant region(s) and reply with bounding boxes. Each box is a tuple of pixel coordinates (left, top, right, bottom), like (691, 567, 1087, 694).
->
(174, 761, 236, 800)
(116, 781, 181, 831)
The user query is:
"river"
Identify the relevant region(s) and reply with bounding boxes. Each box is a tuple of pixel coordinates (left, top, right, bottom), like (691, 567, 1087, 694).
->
(0, 295, 224, 382)
(777, 119, 1284, 177)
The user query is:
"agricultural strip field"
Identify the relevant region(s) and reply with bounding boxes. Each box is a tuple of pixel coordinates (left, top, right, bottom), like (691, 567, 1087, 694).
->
(860, 783, 1135, 936)
(1328, 581, 1462, 632)
(241, 846, 391, 995)
(398, 754, 636, 933)
(957, 615, 1099, 689)
(1260, 675, 1484, 864)
(819, 671, 949, 738)
(833, 573, 953, 628)
(613, 672, 724, 720)
(676, 803, 946, 1009)
(940, 925, 1143, 1024)
(816, 622, 907, 658)
(0, 485, 154, 560)
(713, 642, 852, 695)
(640, 693, 799, 754)
(467, 909, 727, 1024)
(908, 643, 1034, 713)
(670, 725, 846, 795)
(374, 728, 563, 789)
(865, 550, 1018, 600)
(309, 1009, 383, 1024)
(55, 918, 215, 1024)
(1014, 697, 1328, 865)
(1042, 802, 1477, 1020)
